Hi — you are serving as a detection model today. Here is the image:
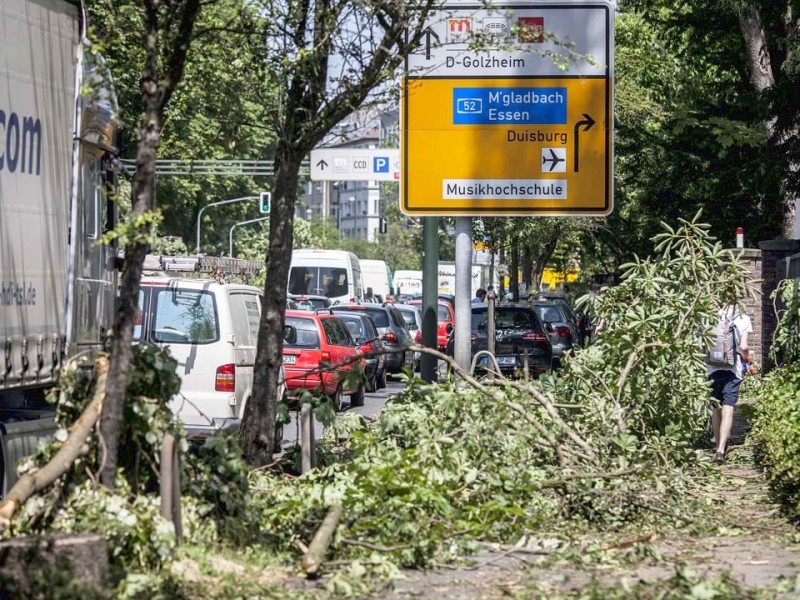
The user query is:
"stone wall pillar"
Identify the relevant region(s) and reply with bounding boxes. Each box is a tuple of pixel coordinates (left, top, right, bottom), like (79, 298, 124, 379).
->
(731, 249, 763, 368)
(758, 239, 800, 372)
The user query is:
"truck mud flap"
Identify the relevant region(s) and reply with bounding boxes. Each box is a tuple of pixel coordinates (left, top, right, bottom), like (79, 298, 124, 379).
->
(0, 418, 57, 497)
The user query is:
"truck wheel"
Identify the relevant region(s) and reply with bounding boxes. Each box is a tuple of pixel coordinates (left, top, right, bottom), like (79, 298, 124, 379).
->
(350, 385, 365, 407)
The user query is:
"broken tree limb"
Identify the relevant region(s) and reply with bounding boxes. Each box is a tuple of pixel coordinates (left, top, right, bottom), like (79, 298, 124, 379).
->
(0, 357, 109, 534)
(301, 503, 344, 577)
(599, 533, 657, 551)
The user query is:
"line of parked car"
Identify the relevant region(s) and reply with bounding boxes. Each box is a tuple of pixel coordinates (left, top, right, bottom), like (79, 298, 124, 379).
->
(281, 298, 419, 411)
(135, 270, 584, 446)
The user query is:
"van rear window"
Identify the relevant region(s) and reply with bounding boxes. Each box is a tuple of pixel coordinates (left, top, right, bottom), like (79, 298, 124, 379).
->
(288, 266, 349, 299)
(152, 289, 219, 344)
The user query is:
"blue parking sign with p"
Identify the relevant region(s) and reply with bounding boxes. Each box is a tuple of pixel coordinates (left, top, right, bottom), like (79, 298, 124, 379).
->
(373, 156, 389, 173)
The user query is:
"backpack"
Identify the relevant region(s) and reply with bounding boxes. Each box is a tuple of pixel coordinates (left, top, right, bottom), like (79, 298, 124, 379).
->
(707, 310, 739, 367)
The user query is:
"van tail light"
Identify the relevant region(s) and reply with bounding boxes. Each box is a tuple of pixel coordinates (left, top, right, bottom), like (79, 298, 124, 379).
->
(215, 363, 235, 392)
(383, 332, 398, 344)
(522, 332, 548, 343)
(555, 325, 571, 337)
(414, 330, 422, 344)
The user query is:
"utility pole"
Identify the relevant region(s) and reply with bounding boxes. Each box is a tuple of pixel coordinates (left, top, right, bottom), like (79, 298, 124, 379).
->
(420, 217, 439, 382)
(454, 218, 472, 371)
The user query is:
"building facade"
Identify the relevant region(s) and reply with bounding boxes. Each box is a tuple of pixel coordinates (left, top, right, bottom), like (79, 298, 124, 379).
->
(300, 107, 399, 242)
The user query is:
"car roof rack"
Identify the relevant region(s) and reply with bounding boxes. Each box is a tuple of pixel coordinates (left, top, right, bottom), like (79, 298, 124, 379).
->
(143, 254, 263, 283)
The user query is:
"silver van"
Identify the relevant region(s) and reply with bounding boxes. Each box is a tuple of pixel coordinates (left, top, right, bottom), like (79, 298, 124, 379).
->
(136, 276, 284, 441)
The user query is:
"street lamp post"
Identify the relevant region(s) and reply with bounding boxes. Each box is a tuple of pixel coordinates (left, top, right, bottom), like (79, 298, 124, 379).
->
(229, 216, 269, 257)
(195, 196, 257, 253)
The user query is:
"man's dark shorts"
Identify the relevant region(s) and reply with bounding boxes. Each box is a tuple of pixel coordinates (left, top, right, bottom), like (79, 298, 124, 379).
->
(709, 370, 741, 407)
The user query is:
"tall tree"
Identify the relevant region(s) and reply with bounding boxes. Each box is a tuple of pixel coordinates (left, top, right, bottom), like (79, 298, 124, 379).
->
(241, 0, 437, 466)
(97, 0, 203, 488)
(737, 1, 800, 238)
(617, 0, 793, 245)
(89, 0, 277, 256)
(576, 1, 786, 283)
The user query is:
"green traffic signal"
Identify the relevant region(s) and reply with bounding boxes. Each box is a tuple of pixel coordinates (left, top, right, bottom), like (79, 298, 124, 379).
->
(259, 191, 271, 214)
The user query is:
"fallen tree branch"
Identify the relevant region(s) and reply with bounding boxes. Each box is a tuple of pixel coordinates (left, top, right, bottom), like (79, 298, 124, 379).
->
(599, 533, 657, 551)
(533, 467, 644, 490)
(616, 342, 670, 407)
(340, 538, 408, 552)
(474, 541, 556, 556)
(0, 356, 109, 534)
(506, 381, 598, 464)
(630, 499, 694, 524)
(301, 503, 344, 577)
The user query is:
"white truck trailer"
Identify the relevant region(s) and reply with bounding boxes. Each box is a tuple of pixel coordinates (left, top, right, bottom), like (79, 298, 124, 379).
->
(0, 0, 121, 492)
(437, 262, 483, 297)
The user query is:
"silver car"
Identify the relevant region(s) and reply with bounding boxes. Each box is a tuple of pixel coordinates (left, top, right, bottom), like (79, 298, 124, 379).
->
(531, 301, 579, 365)
(393, 303, 423, 371)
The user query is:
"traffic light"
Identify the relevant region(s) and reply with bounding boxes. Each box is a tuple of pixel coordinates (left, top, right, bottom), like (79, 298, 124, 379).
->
(259, 191, 271, 214)
(379, 217, 388, 234)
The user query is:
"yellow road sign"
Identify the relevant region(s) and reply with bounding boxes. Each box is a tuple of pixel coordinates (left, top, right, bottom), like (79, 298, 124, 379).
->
(401, 1, 614, 216)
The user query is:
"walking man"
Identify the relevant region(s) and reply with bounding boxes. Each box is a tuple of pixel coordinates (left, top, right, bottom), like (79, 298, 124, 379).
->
(707, 299, 753, 463)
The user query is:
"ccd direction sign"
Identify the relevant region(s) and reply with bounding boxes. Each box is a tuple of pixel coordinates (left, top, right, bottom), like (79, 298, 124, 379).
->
(310, 148, 400, 182)
(402, 1, 614, 216)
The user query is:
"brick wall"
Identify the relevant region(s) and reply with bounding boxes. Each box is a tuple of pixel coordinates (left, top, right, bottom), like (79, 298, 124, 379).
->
(757, 240, 800, 372)
(731, 249, 762, 367)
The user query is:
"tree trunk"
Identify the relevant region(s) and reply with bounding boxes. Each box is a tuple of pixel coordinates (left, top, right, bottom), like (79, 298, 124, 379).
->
(98, 61, 161, 489)
(521, 246, 533, 290)
(242, 144, 301, 466)
(509, 244, 519, 300)
(98, 0, 201, 487)
(738, 5, 798, 238)
(738, 6, 776, 96)
(531, 235, 560, 290)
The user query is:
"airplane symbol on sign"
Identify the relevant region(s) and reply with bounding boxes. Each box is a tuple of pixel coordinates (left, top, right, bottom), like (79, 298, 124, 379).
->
(541, 148, 566, 172)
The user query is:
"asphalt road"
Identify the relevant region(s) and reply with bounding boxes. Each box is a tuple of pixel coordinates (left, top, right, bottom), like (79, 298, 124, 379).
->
(281, 377, 406, 449)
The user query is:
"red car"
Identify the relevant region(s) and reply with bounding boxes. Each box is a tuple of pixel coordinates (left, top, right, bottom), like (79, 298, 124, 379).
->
(282, 310, 366, 410)
(408, 299, 455, 351)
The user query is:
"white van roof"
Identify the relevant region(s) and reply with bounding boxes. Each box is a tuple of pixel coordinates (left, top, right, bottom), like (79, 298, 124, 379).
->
(292, 249, 359, 260)
(359, 259, 387, 268)
(140, 275, 261, 293)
